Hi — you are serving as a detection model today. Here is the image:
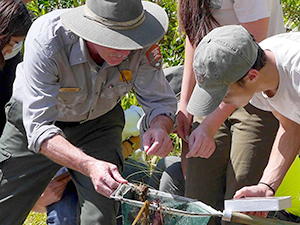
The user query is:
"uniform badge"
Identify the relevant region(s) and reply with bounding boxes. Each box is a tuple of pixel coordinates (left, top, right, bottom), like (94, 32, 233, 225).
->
(59, 87, 80, 92)
(119, 70, 132, 82)
(146, 44, 162, 70)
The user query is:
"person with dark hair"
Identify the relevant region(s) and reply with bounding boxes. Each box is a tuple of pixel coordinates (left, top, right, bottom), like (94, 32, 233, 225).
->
(189, 24, 300, 219)
(0, 0, 32, 133)
(0, 0, 177, 224)
(0, 0, 31, 67)
(171, 1, 286, 225)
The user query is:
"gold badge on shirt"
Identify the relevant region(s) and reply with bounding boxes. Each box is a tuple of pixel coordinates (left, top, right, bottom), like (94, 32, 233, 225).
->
(119, 70, 132, 82)
(59, 87, 80, 92)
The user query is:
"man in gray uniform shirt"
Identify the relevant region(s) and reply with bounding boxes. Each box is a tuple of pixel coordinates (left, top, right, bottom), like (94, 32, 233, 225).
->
(0, 0, 177, 224)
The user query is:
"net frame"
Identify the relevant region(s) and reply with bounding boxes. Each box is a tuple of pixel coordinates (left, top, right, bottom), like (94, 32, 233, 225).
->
(111, 183, 223, 225)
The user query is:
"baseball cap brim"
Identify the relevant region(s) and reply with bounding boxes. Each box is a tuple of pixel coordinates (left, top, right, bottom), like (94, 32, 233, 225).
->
(61, 1, 168, 50)
(187, 83, 228, 116)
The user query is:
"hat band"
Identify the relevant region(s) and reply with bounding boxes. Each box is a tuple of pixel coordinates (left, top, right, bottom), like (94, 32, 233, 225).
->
(83, 6, 145, 30)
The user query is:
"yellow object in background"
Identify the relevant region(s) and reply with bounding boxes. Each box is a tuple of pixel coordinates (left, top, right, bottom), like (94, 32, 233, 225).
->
(275, 156, 300, 217)
(122, 136, 141, 159)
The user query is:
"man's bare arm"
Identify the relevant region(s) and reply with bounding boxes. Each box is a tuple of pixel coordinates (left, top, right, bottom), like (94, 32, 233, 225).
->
(40, 134, 127, 198)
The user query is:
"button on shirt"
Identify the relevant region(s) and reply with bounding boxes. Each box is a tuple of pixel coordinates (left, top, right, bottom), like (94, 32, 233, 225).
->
(13, 9, 177, 153)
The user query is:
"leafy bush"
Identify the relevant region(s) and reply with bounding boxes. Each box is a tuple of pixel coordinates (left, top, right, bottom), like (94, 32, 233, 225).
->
(150, 0, 185, 67)
(282, 0, 300, 31)
(27, 0, 84, 18)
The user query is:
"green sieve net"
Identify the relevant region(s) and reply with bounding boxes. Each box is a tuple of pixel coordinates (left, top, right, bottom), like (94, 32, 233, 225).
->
(111, 183, 223, 225)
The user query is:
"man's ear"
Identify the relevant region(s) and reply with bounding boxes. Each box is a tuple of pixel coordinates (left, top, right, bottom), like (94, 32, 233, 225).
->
(245, 69, 259, 83)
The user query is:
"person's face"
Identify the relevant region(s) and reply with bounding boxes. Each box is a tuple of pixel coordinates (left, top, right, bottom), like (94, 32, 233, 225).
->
(88, 42, 130, 66)
(1, 36, 25, 56)
(223, 81, 256, 107)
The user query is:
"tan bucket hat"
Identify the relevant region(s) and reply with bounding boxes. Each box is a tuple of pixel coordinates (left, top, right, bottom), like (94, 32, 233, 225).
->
(61, 0, 169, 50)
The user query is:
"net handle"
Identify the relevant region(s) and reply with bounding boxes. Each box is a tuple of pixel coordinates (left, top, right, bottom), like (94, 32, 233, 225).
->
(225, 211, 299, 225)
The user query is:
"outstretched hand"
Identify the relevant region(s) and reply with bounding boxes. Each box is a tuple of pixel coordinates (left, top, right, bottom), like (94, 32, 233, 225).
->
(143, 126, 173, 157)
(143, 115, 174, 157)
(186, 123, 216, 158)
(86, 160, 128, 198)
(40, 135, 128, 199)
(233, 183, 275, 217)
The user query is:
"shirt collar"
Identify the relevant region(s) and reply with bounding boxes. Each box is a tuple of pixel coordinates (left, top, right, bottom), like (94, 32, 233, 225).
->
(69, 37, 138, 69)
(69, 37, 88, 66)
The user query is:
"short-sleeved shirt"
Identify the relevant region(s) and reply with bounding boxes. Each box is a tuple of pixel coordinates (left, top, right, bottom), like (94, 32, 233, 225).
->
(250, 32, 300, 125)
(210, 0, 285, 37)
(13, 9, 177, 153)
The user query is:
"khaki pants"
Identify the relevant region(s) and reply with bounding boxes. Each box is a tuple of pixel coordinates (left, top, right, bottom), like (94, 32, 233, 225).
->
(0, 98, 124, 225)
(185, 104, 279, 225)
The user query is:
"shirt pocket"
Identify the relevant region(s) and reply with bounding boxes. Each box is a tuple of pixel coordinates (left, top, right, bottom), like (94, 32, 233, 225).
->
(100, 83, 133, 101)
(57, 89, 88, 107)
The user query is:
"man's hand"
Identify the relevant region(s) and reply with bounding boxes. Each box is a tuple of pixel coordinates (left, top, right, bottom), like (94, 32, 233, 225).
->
(233, 183, 275, 217)
(143, 115, 174, 157)
(40, 135, 127, 199)
(84, 160, 128, 198)
(186, 123, 216, 158)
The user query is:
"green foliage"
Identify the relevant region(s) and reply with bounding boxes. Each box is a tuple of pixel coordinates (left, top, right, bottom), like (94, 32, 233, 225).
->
(282, 0, 300, 31)
(26, 0, 85, 19)
(170, 133, 182, 156)
(149, 0, 186, 68)
(121, 91, 140, 111)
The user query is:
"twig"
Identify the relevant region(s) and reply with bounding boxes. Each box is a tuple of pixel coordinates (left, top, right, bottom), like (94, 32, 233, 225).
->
(132, 200, 149, 225)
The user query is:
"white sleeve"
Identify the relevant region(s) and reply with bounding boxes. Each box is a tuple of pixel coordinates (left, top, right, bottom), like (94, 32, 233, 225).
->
(233, 0, 270, 23)
(250, 93, 274, 112)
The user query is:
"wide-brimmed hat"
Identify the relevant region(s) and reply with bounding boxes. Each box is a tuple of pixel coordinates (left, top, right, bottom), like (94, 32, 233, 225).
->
(187, 25, 259, 116)
(61, 0, 168, 50)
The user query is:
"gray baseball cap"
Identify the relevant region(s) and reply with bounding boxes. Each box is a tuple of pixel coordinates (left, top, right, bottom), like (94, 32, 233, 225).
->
(187, 25, 259, 116)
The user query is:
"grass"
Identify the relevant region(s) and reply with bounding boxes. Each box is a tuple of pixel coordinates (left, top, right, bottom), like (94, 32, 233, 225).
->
(24, 213, 47, 225)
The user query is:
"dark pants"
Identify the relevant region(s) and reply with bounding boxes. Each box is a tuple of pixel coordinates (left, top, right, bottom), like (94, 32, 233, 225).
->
(185, 104, 279, 225)
(159, 158, 300, 224)
(46, 158, 150, 225)
(0, 53, 22, 134)
(149, 156, 184, 196)
(0, 98, 125, 225)
(47, 181, 78, 225)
